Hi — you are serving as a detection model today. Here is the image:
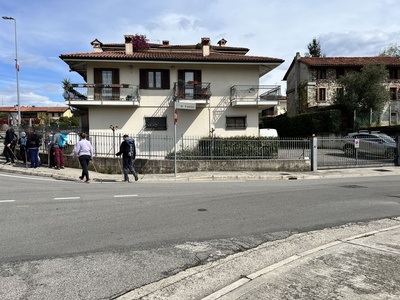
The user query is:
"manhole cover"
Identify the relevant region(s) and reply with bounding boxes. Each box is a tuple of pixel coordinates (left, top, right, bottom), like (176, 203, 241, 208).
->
(374, 169, 392, 172)
(198, 208, 208, 212)
(341, 185, 367, 189)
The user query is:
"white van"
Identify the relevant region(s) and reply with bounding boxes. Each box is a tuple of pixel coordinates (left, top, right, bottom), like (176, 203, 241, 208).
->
(259, 128, 278, 138)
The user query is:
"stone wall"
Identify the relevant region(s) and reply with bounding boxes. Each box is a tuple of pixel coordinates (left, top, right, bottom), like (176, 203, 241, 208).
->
(37, 152, 311, 174)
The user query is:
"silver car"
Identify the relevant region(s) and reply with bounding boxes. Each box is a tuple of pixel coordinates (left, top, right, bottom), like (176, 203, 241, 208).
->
(342, 131, 397, 158)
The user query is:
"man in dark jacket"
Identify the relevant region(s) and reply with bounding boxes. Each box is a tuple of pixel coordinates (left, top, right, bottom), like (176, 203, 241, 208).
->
(3, 126, 17, 165)
(26, 127, 41, 168)
(116, 134, 138, 182)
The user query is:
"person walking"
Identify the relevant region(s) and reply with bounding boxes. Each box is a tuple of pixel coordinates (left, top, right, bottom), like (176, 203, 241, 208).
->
(3, 125, 17, 165)
(116, 134, 139, 182)
(26, 127, 41, 168)
(73, 132, 93, 183)
(18, 131, 27, 164)
(52, 131, 65, 170)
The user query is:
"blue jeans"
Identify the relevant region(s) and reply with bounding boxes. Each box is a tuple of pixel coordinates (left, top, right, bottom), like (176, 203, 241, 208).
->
(29, 148, 39, 168)
(122, 157, 136, 181)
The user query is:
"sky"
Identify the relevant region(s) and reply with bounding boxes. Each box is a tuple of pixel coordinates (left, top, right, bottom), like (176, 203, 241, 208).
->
(0, 0, 399, 108)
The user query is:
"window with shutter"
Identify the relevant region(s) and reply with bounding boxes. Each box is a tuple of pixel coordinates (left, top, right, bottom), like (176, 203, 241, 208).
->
(139, 69, 170, 89)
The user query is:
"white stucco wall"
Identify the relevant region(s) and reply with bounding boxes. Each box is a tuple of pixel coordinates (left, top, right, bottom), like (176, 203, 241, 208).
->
(83, 62, 265, 137)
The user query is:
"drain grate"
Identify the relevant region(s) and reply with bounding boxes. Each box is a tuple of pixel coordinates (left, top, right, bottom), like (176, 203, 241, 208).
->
(374, 169, 392, 172)
(341, 185, 367, 189)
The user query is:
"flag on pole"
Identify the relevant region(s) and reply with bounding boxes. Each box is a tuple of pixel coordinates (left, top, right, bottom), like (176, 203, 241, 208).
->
(16, 62, 20, 71)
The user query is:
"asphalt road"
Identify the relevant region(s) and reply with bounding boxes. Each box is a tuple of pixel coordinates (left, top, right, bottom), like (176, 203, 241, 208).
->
(1, 173, 400, 299)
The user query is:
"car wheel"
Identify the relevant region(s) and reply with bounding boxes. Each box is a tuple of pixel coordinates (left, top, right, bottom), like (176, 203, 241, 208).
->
(344, 145, 356, 157)
(386, 148, 396, 159)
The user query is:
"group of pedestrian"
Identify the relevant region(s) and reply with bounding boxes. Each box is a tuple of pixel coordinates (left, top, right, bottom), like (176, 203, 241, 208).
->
(3, 125, 41, 168)
(3, 127, 139, 183)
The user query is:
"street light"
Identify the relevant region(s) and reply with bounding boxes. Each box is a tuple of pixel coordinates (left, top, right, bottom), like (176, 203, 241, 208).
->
(2, 16, 21, 129)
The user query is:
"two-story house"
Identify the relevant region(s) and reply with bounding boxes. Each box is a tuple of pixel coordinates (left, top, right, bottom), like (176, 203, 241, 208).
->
(283, 53, 400, 125)
(60, 36, 284, 137)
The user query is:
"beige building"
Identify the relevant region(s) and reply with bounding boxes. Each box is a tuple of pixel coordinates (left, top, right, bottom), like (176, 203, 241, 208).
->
(283, 53, 400, 125)
(60, 36, 284, 137)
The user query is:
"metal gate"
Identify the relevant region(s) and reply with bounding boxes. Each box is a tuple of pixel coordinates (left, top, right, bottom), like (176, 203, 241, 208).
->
(316, 137, 396, 169)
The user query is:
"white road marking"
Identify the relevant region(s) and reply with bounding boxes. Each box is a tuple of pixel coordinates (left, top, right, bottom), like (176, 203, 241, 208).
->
(53, 197, 81, 200)
(0, 200, 15, 203)
(114, 195, 138, 198)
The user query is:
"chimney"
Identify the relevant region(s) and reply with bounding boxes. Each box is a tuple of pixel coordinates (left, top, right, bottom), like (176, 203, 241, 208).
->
(162, 40, 169, 46)
(217, 38, 227, 47)
(201, 37, 210, 56)
(124, 35, 134, 55)
(90, 39, 103, 53)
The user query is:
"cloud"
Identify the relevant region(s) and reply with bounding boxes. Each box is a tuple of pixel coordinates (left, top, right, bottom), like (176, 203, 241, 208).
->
(1, 0, 400, 106)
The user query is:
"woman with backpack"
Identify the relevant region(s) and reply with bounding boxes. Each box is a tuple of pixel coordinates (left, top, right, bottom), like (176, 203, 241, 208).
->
(52, 131, 66, 170)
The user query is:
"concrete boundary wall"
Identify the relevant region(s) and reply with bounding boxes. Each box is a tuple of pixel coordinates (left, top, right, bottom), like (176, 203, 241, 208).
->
(58, 155, 311, 174)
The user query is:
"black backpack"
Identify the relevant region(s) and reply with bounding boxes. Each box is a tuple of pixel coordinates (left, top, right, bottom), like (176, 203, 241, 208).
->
(126, 138, 134, 157)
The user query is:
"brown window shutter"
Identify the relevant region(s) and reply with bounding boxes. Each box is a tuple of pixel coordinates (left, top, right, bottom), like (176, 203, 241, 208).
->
(178, 70, 184, 82)
(139, 69, 147, 89)
(194, 70, 202, 83)
(161, 70, 170, 89)
(94, 68, 101, 83)
(112, 69, 120, 84)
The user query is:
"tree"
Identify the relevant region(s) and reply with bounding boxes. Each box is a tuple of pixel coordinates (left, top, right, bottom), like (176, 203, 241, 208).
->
(132, 34, 150, 51)
(334, 63, 389, 114)
(378, 43, 400, 58)
(306, 38, 323, 57)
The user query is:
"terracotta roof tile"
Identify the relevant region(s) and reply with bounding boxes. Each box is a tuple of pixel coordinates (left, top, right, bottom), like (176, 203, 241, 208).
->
(60, 50, 283, 63)
(0, 106, 69, 113)
(299, 56, 400, 67)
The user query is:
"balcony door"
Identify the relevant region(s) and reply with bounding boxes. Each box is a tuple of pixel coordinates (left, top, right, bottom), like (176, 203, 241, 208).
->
(94, 68, 120, 100)
(178, 70, 201, 99)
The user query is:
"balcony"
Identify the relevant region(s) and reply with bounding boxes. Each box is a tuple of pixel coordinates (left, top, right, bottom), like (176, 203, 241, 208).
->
(230, 85, 281, 108)
(64, 84, 140, 107)
(173, 82, 211, 106)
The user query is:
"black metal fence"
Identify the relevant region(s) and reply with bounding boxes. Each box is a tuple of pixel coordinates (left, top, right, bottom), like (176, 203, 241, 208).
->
(1, 131, 396, 169)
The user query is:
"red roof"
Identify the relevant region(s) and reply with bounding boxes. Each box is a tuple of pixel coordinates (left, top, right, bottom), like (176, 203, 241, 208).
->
(0, 106, 69, 113)
(298, 56, 400, 67)
(60, 37, 284, 80)
(60, 50, 283, 63)
(283, 56, 400, 80)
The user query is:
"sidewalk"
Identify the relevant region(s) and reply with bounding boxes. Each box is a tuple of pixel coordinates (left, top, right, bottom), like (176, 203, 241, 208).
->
(118, 218, 400, 300)
(2, 157, 400, 183)
(1, 157, 400, 299)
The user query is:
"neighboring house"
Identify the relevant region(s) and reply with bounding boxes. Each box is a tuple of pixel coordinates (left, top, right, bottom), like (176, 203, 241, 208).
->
(59, 36, 284, 137)
(283, 53, 400, 125)
(0, 105, 72, 125)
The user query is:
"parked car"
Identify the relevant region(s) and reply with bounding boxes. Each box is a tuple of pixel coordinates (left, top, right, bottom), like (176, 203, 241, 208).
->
(259, 128, 278, 138)
(342, 131, 397, 158)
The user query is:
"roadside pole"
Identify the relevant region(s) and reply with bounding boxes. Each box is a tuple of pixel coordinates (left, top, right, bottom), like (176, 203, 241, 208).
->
(174, 103, 178, 177)
(311, 135, 317, 171)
